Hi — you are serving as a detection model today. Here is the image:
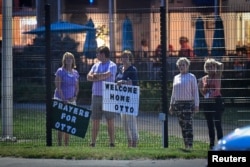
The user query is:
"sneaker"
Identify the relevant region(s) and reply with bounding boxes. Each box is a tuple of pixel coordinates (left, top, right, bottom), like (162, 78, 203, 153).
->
(89, 143, 95, 147)
(109, 143, 115, 147)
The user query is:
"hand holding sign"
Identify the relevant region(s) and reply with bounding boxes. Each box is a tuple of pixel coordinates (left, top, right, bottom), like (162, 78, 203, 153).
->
(102, 81, 140, 116)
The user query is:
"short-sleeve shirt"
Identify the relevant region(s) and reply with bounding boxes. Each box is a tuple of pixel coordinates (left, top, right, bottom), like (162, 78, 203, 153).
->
(90, 60, 117, 96)
(54, 67, 79, 100)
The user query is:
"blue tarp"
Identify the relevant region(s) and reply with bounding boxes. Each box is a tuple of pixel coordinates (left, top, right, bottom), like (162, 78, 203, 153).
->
(193, 17, 208, 57)
(211, 16, 225, 57)
(122, 17, 134, 51)
(83, 18, 97, 59)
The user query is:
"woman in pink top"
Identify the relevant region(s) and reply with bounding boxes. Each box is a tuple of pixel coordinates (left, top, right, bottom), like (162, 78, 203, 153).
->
(198, 58, 224, 149)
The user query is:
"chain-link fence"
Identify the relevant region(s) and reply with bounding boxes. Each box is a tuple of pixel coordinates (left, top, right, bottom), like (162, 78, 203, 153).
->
(1, 6, 250, 149)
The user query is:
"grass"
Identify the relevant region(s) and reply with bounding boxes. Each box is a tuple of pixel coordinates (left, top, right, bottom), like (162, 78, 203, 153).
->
(0, 145, 208, 160)
(0, 108, 210, 159)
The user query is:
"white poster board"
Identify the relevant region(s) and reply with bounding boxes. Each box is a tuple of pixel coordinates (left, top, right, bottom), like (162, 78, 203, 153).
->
(102, 81, 140, 116)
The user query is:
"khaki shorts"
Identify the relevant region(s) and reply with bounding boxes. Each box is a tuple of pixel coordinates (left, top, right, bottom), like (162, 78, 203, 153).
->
(91, 95, 115, 120)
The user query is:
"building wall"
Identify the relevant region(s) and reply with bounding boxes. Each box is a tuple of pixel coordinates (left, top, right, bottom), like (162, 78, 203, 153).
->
(2, 0, 250, 53)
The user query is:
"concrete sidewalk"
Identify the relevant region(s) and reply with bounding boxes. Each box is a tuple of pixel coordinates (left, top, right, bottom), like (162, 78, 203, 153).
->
(0, 158, 207, 167)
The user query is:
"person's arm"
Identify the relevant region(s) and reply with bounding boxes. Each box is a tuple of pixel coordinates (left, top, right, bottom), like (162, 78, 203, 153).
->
(55, 75, 65, 102)
(87, 63, 115, 82)
(74, 78, 79, 100)
(87, 71, 111, 82)
(198, 76, 208, 97)
(193, 76, 199, 113)
(169, 77, 176, 115)
(216, 61, 224, 77)
(93, 72, 111, 81)
(86, 63, 112, 82)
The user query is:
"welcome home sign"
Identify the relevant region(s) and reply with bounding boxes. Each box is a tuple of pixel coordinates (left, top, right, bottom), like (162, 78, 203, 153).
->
(102, 81, 140, 116)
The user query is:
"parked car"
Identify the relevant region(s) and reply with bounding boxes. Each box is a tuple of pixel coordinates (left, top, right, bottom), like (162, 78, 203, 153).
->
(213, 125, 250, 151)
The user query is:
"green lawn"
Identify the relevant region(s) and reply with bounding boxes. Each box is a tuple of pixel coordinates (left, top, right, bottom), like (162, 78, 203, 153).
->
(0, 108, 209, 159)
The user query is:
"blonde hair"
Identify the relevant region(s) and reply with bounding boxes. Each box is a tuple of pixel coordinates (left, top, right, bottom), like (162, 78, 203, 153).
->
(204, 58, 218, 73)
(121, 50, 133, 61)
(176, 57, 190, 67)
(62, 52, 76, 68)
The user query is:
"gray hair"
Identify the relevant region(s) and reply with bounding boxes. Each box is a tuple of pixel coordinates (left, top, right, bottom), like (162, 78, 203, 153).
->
(176, 57, 190, 67)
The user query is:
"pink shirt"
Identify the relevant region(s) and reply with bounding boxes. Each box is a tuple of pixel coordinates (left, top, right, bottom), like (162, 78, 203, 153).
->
(201, 75, 222, 98)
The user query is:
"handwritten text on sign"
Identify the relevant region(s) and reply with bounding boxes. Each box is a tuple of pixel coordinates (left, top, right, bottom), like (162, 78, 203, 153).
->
(51, 99, 91, 138)
(102, 82, 140, 116)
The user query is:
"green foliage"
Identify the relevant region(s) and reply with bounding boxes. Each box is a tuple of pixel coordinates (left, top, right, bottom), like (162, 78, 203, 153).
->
(22, 34, 80, 60)
(77, 81, 92, 105)
(13, 83, 46, 102)
(139, 81, 172, 112)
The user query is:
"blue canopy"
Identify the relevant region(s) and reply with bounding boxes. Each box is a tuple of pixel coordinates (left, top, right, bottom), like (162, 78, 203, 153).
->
(211, 16, 225, 57)
(23, 21, 94, 35)
(193, 17, 208, 57)
(122, 17, 134, 51)
(83, 18, 97, 59)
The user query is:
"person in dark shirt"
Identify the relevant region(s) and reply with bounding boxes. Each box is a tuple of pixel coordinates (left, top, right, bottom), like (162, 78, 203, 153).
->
(116, 50, 139, 147)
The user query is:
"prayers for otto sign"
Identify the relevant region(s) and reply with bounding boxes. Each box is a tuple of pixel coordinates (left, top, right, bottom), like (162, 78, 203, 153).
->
(102, 81, 140, 116)
(51, 99, 91, 138)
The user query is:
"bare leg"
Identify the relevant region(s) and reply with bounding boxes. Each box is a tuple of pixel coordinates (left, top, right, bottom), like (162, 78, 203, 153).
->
(64, 133, 69, 146)
(91, 119, 100, 144)
(58, 131, 62, 146)
(107, 119, 115, 144)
